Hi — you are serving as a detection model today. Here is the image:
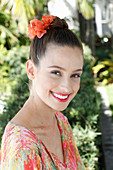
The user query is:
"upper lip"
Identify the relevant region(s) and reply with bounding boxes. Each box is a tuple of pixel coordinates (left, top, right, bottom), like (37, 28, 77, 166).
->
(51, 91, 70, 96)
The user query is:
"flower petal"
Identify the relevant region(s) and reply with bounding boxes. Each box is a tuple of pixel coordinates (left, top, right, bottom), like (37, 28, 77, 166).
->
(36, 30, 46, 38)
(28, 15, 56, 39)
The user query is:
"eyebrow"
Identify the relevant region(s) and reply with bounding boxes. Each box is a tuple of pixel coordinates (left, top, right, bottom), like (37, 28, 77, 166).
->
(48, 65, 83, 72)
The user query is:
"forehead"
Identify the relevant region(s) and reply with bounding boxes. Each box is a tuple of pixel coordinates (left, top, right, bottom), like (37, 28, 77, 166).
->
(40, 43, 83, 68)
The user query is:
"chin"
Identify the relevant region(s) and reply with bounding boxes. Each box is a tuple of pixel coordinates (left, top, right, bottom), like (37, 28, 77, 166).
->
(54, 104, 69, 112)
(58, 108, 67, 112)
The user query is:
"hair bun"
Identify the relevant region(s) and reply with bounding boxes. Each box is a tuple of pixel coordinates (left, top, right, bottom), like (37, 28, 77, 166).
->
(51, 17, 68, 29)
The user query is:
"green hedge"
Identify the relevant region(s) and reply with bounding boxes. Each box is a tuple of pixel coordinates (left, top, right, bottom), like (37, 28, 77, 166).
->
(0, 44, 102, 169)
(0, 45, 29, 94)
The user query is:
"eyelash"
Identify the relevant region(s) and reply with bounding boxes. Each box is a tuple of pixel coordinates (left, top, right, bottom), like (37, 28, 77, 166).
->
(71, 74, 81, 78)
(50, 71, 81, 78)
(51, 70, 61, 75)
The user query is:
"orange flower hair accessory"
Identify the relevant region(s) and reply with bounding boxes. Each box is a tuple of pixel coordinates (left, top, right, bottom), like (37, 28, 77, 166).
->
(28, 15, 56, 39)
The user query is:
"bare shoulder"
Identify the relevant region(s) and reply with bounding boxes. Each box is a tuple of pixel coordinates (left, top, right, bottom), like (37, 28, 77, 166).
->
(11, 107, 29, 127)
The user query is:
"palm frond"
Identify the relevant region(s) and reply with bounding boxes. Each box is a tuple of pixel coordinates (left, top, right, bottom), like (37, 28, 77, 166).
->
(1, 0, 36, 33)
(0, 24, 18, 42)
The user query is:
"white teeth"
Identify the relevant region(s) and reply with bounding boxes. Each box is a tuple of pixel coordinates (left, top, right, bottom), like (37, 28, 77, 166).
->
(52, 92, 68, 99)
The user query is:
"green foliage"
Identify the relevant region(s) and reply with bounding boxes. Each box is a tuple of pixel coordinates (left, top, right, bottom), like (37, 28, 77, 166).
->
(73, 125, 100, 169)
(1, 0, 35, 33)
(93, 35, 113, 85)
(0, 5, 30, 49)
(0, 74, 29, 141)
(0, 9, 19, 47)
(92, 54, 113, 85)
(0, 45, 29, 94)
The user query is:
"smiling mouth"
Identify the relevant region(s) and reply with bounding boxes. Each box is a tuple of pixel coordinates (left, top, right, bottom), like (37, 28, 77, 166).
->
(51, 91, 70, 102)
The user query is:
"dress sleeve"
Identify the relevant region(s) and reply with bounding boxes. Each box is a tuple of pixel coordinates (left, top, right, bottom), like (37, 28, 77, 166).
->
(1, 147, 42, 170)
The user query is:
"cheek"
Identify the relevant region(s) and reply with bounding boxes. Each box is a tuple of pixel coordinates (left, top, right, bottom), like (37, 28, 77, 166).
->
(38, 76, 58, 92)
(73, 80, 81, 92)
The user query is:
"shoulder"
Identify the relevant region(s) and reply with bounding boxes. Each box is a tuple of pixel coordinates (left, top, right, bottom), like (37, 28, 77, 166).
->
(1, 122, 41, 158)
(1, 122, 42, 169)
(1, 144, 42, 169)
(2, 122, 39, 144)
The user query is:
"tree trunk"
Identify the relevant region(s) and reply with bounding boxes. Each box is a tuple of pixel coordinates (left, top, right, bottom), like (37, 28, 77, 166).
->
(111, 34, 113, 51)
(78, 11, 95, 56)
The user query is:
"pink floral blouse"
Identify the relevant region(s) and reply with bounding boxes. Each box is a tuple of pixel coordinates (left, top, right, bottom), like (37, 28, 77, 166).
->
(0, 112, 85, 169)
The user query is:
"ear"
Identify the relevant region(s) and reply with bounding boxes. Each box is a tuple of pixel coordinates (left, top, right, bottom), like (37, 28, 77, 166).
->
(26, 60, 35, 80)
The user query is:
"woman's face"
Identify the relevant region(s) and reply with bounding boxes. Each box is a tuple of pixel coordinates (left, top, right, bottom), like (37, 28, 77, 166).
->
(27, 43, 83, 111)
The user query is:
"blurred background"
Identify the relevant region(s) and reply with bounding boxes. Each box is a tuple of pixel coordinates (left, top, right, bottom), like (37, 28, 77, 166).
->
(0, 0, 113, 169)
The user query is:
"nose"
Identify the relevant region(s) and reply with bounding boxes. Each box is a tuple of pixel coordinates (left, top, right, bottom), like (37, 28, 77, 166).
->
(59, 77, 72, 93)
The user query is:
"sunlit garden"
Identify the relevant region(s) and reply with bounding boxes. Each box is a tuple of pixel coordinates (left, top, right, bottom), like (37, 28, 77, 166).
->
(0, 0, 113, 169)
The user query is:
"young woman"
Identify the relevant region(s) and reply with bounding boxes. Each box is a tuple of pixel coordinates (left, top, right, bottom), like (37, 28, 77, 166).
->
(1, 15, 86, 169)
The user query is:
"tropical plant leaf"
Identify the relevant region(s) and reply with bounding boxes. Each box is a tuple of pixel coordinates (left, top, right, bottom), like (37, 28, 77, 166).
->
(0, 25, 18, 42)
(102, 78, 108, 85)
(109, 67, 113, 73)
(107, 77, 113, 84)
(92, 64, 105, 74)
(100, 70, 109, 76)
(78, 0, 94, 19)
(101, 61, 113, 67)
(1, 0, 36, 33)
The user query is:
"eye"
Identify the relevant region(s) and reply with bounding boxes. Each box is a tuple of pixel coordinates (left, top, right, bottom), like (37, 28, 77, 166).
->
(71, 73, 81, 78)
(50, 70, 61, 76)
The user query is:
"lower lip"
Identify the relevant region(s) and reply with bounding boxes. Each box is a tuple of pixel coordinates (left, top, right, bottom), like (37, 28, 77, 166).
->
(51, 92, 70, 102)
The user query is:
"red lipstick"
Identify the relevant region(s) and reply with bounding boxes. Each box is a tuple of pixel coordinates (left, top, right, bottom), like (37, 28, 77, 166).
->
(51, 91, 70, 102)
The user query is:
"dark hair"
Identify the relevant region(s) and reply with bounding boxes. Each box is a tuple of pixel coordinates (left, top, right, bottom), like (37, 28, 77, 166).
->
(29, 17, 83, 65)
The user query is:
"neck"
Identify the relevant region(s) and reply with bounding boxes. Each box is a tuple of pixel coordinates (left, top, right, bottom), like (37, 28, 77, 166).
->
(23, 92, 56, 128)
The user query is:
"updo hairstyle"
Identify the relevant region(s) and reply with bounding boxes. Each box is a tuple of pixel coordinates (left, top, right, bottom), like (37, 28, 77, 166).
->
(29, 16, 83, 66)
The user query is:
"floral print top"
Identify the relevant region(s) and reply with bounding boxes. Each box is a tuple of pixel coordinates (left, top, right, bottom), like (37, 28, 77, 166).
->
(0, 112, 86, 170)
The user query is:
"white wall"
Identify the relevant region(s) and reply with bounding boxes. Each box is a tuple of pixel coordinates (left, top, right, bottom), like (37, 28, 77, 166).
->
(48, 0, 78, 30)
(95, 0, 112, 36)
